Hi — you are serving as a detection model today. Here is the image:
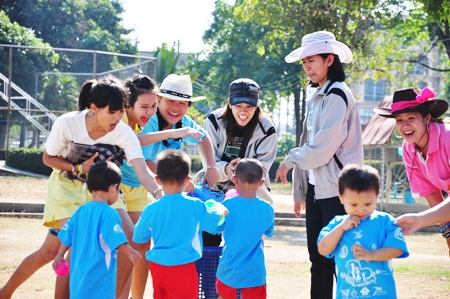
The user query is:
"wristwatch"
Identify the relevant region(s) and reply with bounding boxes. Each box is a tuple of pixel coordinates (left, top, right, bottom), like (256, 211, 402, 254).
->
(439, 223, 450, 239)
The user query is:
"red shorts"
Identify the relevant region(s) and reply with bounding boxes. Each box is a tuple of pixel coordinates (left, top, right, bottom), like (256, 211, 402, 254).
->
(216, 278, 267, 299)
(149, 261, 198, 299)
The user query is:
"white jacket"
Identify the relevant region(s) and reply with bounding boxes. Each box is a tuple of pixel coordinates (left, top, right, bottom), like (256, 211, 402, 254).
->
(203, 108, 278, 189)
(285, 81, 364, 201)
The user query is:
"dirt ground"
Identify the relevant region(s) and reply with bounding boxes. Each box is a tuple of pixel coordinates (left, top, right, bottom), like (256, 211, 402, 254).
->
(0, 176, 449, 298)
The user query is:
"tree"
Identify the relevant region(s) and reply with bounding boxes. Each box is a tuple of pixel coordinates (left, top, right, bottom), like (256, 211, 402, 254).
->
(182, 0, 303, 123)
(1, 0, 138, 75)
(0, 10, 58, 149)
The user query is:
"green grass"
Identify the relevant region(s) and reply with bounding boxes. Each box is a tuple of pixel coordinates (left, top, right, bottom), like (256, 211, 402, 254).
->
(270, 182, 293, 195)
(395, 264, 450, 279)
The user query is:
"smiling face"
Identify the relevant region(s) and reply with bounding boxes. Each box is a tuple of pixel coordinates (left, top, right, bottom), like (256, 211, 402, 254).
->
(339, 188, 377, 220)
(127, 93, 158, 128)
(229, 100, 257, 127)
(301, 54, 334, 88)
(92, 104, 124, 133)
(394, 112, 430, 146)
(157, 97, 190, 128)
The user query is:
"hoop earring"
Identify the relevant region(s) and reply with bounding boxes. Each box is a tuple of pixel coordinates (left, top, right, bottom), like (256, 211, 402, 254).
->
(393, 127, 402, 139)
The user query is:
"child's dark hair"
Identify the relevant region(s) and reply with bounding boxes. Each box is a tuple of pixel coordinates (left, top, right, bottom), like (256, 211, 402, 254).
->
(234, 158, 263, 184)
(125, 74, 159, 108)
(338, 164, 380, 195)
(310, 54, 345, 88)
(78, 75, 128, 112)
(156, 149, 191, 184)
(87, 161, 122, 192)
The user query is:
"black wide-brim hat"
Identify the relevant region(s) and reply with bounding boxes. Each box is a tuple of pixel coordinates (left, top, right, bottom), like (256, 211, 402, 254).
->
(374, 87, 448, 119)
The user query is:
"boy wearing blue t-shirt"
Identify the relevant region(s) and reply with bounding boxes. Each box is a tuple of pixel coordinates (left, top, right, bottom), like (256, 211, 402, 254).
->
(52, 161, 141, 299)
(216, 158, 274, 299)
(318, 164, 409, 299)
(133, 149, 227, 299)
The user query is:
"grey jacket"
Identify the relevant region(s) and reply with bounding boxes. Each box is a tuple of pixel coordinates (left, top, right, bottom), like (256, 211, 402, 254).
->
(285, 81, 363, 201)
(203, 108, 278, 188)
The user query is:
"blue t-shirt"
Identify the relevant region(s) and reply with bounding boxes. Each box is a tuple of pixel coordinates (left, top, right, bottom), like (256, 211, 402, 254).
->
(120, 113, 206, 187)
(215, 196, 274, 288)
(318, 210, 409, 299)
(133, 193, 221, 266)
(58, 202, 128, 299)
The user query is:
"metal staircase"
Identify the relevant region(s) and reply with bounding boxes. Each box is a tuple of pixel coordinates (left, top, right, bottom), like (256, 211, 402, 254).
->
(0, 72, 57, 136)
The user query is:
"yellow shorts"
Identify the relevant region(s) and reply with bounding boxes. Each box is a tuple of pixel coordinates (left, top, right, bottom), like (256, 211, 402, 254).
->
(120, 184, 151, 212)
(43, 171, 92, 228)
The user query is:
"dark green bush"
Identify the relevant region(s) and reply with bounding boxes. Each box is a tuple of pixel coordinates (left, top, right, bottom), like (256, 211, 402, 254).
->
(6, 148, 52, 176)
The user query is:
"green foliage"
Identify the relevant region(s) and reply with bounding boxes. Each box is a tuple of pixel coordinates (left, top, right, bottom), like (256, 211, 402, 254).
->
(39, 73, 79, 111)
(277, 133, 296, 156)
(5, 148, 52, 176)
(153, 43, 180, 83)
(181, 0, 303, 117)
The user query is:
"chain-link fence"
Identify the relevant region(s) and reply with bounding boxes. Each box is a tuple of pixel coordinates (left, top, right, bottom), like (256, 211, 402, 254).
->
(0, 44, 157, 150)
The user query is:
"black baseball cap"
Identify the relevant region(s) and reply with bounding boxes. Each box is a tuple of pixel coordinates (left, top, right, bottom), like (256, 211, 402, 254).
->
(229, 78, 260, 107)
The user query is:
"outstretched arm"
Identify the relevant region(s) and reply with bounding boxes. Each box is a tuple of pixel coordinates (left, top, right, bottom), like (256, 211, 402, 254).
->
(197, 135, 220, 186)
(138, 127, 204, 146)
(396, 198, 450, 235)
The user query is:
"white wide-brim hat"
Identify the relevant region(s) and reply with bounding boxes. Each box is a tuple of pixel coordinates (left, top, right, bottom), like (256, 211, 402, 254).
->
(157, 74, 206, 102)
(285, 31, 353, 64)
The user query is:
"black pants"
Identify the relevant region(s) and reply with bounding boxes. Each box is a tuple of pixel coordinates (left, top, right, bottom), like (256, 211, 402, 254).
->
(306, 183, 346, 299)
(202, 232, 222, 246)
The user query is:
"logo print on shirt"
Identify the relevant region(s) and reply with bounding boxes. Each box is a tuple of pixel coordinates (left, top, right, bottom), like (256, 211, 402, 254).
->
(394, 227, 405, 241)
(113, 224, 123, 234)
(342, 260, 377, 287)
(339, 246, 349, 259)
(353, 230, 363, 240)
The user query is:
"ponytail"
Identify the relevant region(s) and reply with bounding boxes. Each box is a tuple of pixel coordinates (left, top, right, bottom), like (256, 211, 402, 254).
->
(77, 80, 97, 111)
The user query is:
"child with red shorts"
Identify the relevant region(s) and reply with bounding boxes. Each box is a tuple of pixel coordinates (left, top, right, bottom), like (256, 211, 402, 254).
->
(133, 149, 227, 299)
(215, 158, 275, 299)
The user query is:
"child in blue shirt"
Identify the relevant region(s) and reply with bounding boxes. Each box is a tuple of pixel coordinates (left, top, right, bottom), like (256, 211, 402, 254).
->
(133, 149, 227, 299)
(52, 161, 141, 299)
(215, 158, 274, 299)
(318, 164, 409, 299)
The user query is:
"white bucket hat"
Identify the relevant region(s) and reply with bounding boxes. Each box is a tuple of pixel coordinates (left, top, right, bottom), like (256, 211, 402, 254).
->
(157, 74, 206, 102)
(285, 31, 353, 64)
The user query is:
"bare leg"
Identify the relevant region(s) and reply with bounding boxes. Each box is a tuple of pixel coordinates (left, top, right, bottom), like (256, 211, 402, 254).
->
(129, 211, 150, 299)
(116, 209, 136, 299)
(0, 232, 61, 299)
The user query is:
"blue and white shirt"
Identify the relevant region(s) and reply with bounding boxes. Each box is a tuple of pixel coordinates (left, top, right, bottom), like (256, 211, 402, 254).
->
(215, 196, 274, 288)
(59, 202, 128, 299)
(318, 210, 409, 299)
(133, 193, 221, 266)
(141, 114, 206, 162)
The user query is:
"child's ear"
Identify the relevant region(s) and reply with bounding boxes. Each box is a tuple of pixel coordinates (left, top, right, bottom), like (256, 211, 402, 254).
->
(109, 184, 119, 194)
(259, 178, 265, 187)
(184, 176, 191, 186)
(338, 194, 344, 204)
(155, 175, 161, 185)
